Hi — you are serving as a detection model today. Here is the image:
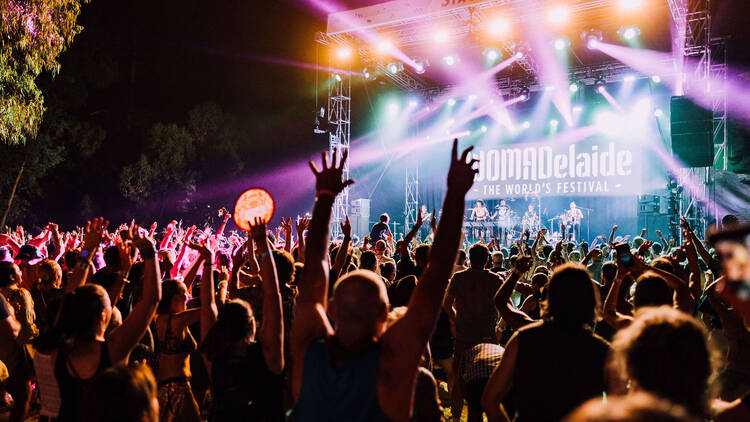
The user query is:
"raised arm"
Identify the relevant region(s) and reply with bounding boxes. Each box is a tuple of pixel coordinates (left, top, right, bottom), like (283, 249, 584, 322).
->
(250, 218, 284, 374)
(401, 212, 423, 259)
(67, 217, 109, 293)
(332, 216, 352, 275)
(603, 262, 633, 330)
(281, 217, 293, 253)
(494, 256, 535, 330)
(295, 217, 309, 263)
(609, 225, 618, 247)
(291, 150, 354, 359)
(109, 226, 161, 363)
(381, 140, 477, 402)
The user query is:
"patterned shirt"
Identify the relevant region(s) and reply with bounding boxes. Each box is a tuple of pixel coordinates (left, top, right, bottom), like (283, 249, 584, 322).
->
(460, 343, 504, 382)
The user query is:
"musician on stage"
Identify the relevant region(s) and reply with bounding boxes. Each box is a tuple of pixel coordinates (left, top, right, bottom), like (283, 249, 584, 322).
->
(470, 200, 493, 241)
(419, 205, 433, 241)
(495, 199, 512, 245)
(564, 201, 584, 241)
(522, 204, 540, 232)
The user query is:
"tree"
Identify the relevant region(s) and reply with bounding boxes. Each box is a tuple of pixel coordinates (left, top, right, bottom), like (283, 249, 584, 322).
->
(1, 0, 89, 145)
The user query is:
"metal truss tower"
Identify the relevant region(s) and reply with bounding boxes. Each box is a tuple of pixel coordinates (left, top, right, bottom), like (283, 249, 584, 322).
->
(317, 33, 351, 238)
(404, 162, 419, 237)
(668, 0, 727, 235)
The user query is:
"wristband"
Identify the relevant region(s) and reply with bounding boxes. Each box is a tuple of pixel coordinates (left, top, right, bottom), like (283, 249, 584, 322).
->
(316, 189, 337, 199)
(140, 248, 156, 260)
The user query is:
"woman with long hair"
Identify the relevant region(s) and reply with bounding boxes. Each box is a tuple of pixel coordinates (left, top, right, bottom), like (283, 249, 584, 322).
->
(482, 262, 610, 422)
(200, 218, 284, 421)
(33, 221, 161, 422)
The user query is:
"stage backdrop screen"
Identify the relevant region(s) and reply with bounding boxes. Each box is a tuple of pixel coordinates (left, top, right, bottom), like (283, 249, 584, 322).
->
(466, 138, 645, 199)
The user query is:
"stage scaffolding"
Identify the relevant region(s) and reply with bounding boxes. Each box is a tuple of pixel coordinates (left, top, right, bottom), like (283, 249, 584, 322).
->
(315, 0, 728, 237)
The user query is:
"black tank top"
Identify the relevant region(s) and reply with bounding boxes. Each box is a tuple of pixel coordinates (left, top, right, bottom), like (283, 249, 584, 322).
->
(512, 320, 610, 421)
(55, 341, 112, 421)
(209, 342, 283, 422)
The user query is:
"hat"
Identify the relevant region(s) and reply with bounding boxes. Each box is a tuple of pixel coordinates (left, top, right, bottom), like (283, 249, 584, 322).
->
(16, 244, 43, 261)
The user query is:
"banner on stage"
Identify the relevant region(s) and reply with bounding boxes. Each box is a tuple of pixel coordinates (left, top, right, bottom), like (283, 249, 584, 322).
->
(467, 140, 642, 199)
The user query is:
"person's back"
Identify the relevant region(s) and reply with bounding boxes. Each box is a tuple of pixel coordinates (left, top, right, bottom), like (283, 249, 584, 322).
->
(449, 267, 502, 347)
(292, 337, 388, 421)
(512, 320, 609, 421)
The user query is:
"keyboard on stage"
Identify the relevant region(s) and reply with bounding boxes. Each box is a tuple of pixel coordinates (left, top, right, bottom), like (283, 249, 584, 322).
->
(465, 221, 495, 228)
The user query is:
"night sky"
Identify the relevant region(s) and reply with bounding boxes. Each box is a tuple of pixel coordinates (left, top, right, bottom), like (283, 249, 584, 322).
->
(26, 0, 750, 230)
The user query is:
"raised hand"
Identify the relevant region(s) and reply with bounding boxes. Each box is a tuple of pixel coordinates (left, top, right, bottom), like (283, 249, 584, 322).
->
(127, 225, 155, 255)
(414, 209, 423, 229)
(637, 240, 654, 256)
(446, 139, 478, 194)
(430, 208, 437, 231)
(117, 240, 134, 275)
(188, 241, 214, 263)
(83, 217, 109, 253)
(308, 148, 355, 196)
(514, 255, 534, 274)
(340, 215, 352, 238)
(281, 217, 293, 234)
(249, 217, 268, 245)
(296, 217, 309, 234)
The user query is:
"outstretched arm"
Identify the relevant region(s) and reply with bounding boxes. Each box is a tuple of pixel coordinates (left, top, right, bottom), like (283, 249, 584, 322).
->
(250, 219, 284, 374)
(332, 216, 352, 275)
(380, 140, 478, 418)
(603, 263, 633, 330)
(109, 226, 162, 363)
(494, 256, 535, 330)
(290, 150, 354, 398)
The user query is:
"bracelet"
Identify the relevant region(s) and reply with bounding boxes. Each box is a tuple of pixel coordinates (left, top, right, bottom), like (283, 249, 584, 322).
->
(316, 189, 337, 199)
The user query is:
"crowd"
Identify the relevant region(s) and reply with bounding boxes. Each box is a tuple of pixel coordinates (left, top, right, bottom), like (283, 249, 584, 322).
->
(0, 140, 749, 422)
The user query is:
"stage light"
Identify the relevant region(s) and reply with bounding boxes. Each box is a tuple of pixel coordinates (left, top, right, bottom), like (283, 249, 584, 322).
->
(386, 62, 403, 74)
(595, 110, 625, 136)
(654, 109, 664, 117)
(434, 30, 449, 44)
(376, 40, 393, 54)
(594, 76, 606, 93)
(483, 48, 501, 62)
(550, 119, 559, 127)
(620, 25, 641, 40)
(387, 101, 400, 116)
(518, 86, 531, 101)
(408, 99, 419, 108)
(443, 55, 458, 66)
(480, 125, 488, 133)
(521, 121, 531, 129)
(468, 94, 478, 100)
(413, 59, 428, 74)
(546, 5, 570, 25)
(545, 85, 556, 92)
(334, 74, 342, 82)
(336, 47, 352, 61)
(488, 18, 510, 36)
(597, 86, 606, 94)
(514, 51, 524, 59)
(651, 75, 661, 83)
(573, 105, 583, 113)
(447, 98, 456, 106)
(623, 74, 636, 83)
(554, 37, 569, 51)
(569, 82, 579, 93)
(619, 0, 643, 11)
(582, 29, 603, 50)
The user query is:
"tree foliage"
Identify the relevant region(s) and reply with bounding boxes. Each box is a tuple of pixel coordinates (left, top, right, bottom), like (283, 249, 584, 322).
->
(1, 0, 89, 145)
(119, 102, 245, 213)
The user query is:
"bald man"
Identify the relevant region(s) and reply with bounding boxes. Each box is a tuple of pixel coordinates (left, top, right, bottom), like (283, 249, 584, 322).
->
(291, 141, 478, 421)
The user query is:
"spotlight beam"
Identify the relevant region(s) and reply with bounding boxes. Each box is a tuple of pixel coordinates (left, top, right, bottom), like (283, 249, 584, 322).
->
(597, 88, 624, 113)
